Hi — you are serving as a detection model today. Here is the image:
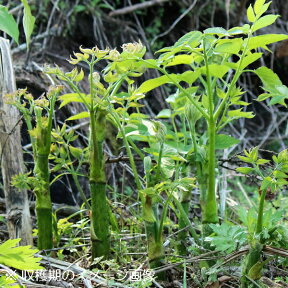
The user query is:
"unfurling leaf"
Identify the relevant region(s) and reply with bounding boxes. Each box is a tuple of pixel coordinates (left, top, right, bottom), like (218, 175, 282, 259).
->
(21, 0, 35, 48)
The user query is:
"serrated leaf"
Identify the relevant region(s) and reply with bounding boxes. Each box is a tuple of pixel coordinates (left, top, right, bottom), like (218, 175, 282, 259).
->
(238, 155, 254, 164)
(247, 4, 256, 22)
(207, 223, 247, 254)
(69, 146, 82, 159)
(255, 66, 282, 88)
(215, 38, 243, 54)
(254, 0, 266, 15)
(0, 239, 43, 270)
(66, 111, 90, 121)
(260, 176, 273, 191)
(228, 24, 250, 35)
(0, 5, 19, 43)
(255, 67, 288, 106)
(252, 15, 279, 33)
(59, 93, 91, 108)
(256, 93, 270, 101)
(247, 34, 288, 50)
(204, 27, 228, 36)
(239, 53, 262, 69)
(236, 167, 254, 174)
(256, 158, 270, 165)
(201, 64, 230, 78)
(228, 109, 254, 119)
(174, 31, 202, 48)
(178, 70, 200, 85)
(166, 54, 194, 66)
(215, 134, 240, 149)
(138, 75, 173, 93)
(273, 170, 287, 178)
(21, 0, 35, 48)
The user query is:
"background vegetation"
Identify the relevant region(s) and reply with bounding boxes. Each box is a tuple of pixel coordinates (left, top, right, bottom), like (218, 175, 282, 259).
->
(1, 0, 288, 287)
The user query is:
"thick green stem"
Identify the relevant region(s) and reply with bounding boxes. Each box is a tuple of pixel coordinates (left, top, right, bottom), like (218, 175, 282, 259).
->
(256, 189, 267, 235)
(201, 45, 219, 226)
(177, 199, 189, 255)
(90, 182, 110, 258)
(89, 109, 110, 259)
(202, 119, 218, 224)
(241, 188, 267, 287)
(144, 196, 166, 279)
(36, 193, 52, 250)
(34, 154, 53, 250)
(241, 242, 263, 288)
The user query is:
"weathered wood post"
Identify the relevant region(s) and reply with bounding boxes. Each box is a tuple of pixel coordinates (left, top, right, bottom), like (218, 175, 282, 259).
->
(0, 38, 33, 245)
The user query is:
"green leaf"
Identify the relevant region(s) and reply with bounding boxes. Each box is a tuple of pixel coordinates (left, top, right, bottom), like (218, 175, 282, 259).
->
(239, 53, 262, 69)
(0, 239, 43, 270)
(144, 156, 152, 177)
(255, 67, 288, 106)
(228, 24, 250, 35)
(58, 93, 91, 108)
(256, 158, 270, 165)
(215, 134, 240, 149)
(260, 176, 273, 191)
(21, 0, 35, 48)
(178, 70, 201, 85)
(236, 167, 254, 174)
(69, 146, 83, 159)
(273, 170, 287, 179)
(228, 109, 254, 119)
(255, 66, 282, 88)
(247, 4, 256, 22)
(156, 109, 171, 119)
(248, 261, 264, 280)
(66, 111, 90, 121)
(256, 93, 270, 101)
(215, 38, 243, 54)
(254, 0, 267, 15)
(138, 75, 172, 93)
(252, 15, 279, 33)
(0, 5, 19, 43)
(138, 71, 200, 93)
(247, 34, 288, 50)
(254, 0, 266, 14)
(173, 31, 202, 48)
(238, 155, 254, 164)
(204, 27, 228, 36)
(201, 64, 230, 78)
(207, 223, 247, 254)
(161, 157, 175, 178)
(166, 54, 194, 66)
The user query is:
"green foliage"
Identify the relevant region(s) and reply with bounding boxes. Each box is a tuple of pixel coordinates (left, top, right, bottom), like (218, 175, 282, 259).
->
(0, 239, 43, 270)
(5, 0, 288, 285)
(21, 0, 35, 48)
(206, 223, 247, 253)
(0, 1, 34, 46)
(0, 5, 19, 43)
(0, 275, 22, 288)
